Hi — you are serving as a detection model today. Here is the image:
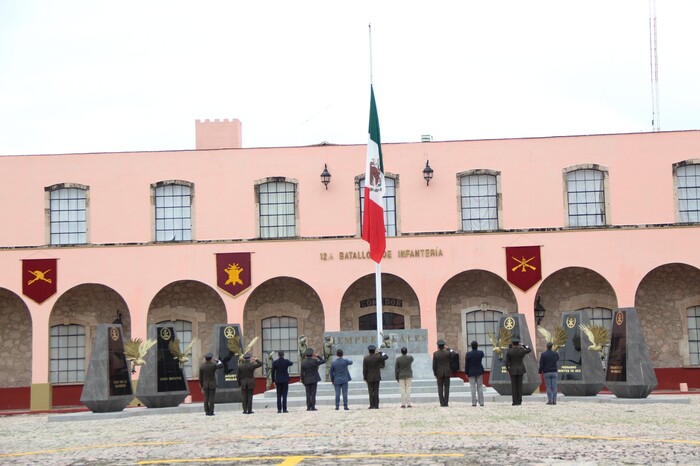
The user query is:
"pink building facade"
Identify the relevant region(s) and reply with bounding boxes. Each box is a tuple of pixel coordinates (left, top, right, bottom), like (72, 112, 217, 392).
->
(1, 120, 699, 410)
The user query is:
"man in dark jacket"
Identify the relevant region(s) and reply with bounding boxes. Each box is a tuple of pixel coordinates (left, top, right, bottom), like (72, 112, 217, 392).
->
(330, 348, 353, 410)
(539, 342, 560, 405)
(199, 352, 223, 416)
(271, 350, 294, 413)
(395, 347, 414, 408)
(432, 339, 454, 407)
(237, 353, 262, 414)
(363, 344, 389, 409)
(300, 348, 325, 411)
(464, 341, 485, 407)
(505, 339, 532, 406)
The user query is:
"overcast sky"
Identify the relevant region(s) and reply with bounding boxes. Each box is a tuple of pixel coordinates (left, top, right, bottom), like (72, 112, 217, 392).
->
(1, 1, 699, 155)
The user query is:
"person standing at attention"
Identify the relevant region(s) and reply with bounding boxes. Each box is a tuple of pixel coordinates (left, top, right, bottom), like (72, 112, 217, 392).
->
(237, 353, 262, 414)
(505, 338, 532, 406)
(300, 348, 325, 411)
(433, 339, 453, 407)
(395, 347, 414, 408)
(464, 340, 485, 407)
(539, 341, 560, 405)
(363, 344, 389, 409)
(199, 352, 223, 416)
(271, 350, 294, 413)
(330, 348, 353, 410)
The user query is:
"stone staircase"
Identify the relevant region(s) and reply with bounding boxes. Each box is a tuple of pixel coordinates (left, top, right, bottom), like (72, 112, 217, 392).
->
(253, 378, 500, 409)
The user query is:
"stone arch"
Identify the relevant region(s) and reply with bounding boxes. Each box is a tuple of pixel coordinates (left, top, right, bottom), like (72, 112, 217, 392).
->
(243, 276, 324, 367)
(534, 266, 617, 350)
(148, 280, 227, 377)
(0, 288, 32, 388)
(635, 263, 700, 367)
(436, 269, 517, 357)
(339, 273, 420, 332)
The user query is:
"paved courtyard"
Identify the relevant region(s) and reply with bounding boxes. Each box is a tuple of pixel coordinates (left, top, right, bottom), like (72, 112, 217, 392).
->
(1, 394, 698, 465)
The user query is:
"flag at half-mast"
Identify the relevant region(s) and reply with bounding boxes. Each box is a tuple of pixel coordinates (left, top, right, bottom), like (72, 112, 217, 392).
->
(362, 85, 386, 263)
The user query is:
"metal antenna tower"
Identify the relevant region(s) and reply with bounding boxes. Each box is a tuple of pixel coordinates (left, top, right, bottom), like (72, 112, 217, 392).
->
(649, 0, 660, 131)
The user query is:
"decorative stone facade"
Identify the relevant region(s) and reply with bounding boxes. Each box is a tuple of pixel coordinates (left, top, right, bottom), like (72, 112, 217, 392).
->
(0, 290, 32, 387)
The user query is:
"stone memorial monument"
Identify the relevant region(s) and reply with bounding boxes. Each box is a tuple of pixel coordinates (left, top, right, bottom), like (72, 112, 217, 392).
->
(323, 329, 430, 381)
(212, 323, 244, 403)
(489, 314, 540, 396)
(135, 325, 189, 408)
(557, 311, 605, 396)
(81, 324, 134, 412)
(605, 307, 657, 398)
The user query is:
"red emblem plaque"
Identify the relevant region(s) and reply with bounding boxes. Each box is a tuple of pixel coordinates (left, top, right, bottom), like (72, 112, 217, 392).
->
(216, 253, 251, 297)
(505, 246, 542, 292)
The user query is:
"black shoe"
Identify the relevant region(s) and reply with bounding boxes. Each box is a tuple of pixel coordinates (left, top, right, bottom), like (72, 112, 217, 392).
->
(344, 406, 349, 410)
(277, 410, 282, 413)
(283, 410, 289, 413)
(335, 406, 339, 410)
(311, 408, 317, 411)
(248, 411, 254, 414)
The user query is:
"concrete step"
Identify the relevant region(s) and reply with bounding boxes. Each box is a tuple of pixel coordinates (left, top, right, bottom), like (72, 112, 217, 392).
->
(253, 378, 492, 408)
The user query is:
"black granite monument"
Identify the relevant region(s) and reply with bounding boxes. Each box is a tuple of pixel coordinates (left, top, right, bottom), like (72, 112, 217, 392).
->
(134, 325, 189, 408)
(557, 311, 605, 396)
(81, 324, 134, 412)
(212, 323, 243, 403)
(489, 314, 540, 396)
(604, 307, 657, 398)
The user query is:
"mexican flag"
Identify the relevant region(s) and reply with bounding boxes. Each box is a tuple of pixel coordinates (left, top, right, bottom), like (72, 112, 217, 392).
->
(362, 85, 386, 263)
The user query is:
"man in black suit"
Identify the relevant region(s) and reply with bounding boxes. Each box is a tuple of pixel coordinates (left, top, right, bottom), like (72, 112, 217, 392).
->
(199, 352, 223, 416)
(300, 348, 325, 411)
(237, 353, 262, 414)
(432, 339, 454, 407)
(271, 350, 294, 413)
(362, 344, 388, 409)
(465, 340, 485, 407)
(505, 338, 532, 406)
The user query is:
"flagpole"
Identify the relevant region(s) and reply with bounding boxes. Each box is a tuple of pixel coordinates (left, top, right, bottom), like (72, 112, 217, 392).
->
(368, 23, 383, 348)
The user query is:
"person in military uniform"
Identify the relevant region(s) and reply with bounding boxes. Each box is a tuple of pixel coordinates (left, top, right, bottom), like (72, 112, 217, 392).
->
(199, 352, 223, 416)
(300, 348, 325, 411)
(362, 344, 388, 409)
(505, 338, 532, 406)
(432, 339, 454, 407)
(237, 353, 262, 414)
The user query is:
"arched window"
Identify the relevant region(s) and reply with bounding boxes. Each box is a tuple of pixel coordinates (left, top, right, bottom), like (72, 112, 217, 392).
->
(358, 312, 405, 331)
(153, 181, 193, 242)
(459, 172, 499, 231)
(46, 184, 88, 245)
(262, 316, 299, 373)
(156, 319, 193, 378)
(464, 309, 503, 370)
(359, 176, 397, 236)
(565, 167, 607, 227)
(50, 324, 86, 383)
(257, 180, 297, 238)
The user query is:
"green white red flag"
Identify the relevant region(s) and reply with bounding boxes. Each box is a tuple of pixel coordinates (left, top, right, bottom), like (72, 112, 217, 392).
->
(362, 85, 386, 263)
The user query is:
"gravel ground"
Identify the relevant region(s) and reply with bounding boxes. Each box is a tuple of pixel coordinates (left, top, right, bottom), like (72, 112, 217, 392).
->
(1, 397, 699, 465)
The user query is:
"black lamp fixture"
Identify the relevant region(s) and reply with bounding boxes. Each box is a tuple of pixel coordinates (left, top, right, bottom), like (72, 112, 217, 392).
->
(320, 164, 331, 189)
(534, 296, 546, 326)
(422, 160, 434, 186)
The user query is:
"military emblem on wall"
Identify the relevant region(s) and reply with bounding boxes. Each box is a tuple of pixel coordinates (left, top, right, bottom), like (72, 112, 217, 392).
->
(505, 246, 542, 292)
(216, 253, 252, 297)
(22, 258, 58, 304)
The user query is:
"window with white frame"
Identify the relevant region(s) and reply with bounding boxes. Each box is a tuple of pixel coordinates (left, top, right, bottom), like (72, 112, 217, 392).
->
(566, 169, 606, 227)
(464, 309, 503, 370)
(262, 316, 299, 374)
(459, 173, 499, 231)
(677, 164, 700, 223)
(258, 181, 297, 238)
(154, 182, 192, 242)
(156, 320, 193, 378)
(359, 176, 397, 236)
(48, 185, 87, 245)
(50, 324, 86, 383)
(688, 306, 700, 366)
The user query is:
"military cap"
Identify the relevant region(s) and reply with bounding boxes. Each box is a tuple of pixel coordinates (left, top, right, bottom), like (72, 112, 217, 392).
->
(305, 348, 314, 356)
(204, 352, 213, 359)
(243, 353, 251, 359)
(511, 338, 520, 345)
(437, 339, 446, 346)
(367, 344, 376, 351)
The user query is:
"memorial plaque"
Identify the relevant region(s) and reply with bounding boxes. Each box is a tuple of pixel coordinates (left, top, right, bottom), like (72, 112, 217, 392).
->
(81, 324, 134, 413)
(210, 324, 243, 403)
(489, 314, 540, 396)
(606, 310, 627, 382)
(604, 308, 657, 398)
(108, 326, 133, 396)
(156, 326, 188, 393)
(557, 311, 605, 396)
